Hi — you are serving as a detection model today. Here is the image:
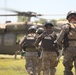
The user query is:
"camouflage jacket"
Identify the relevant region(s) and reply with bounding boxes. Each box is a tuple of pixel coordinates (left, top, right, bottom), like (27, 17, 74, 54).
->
(56, 22, 76, 47)
(34, 30, 57, 50)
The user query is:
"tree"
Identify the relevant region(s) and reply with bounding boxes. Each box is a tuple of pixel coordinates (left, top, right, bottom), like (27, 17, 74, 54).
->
(58, 18, 66, 21)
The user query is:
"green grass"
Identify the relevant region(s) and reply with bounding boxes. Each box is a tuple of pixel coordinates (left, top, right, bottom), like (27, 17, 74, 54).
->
(0, 55, 75, 75)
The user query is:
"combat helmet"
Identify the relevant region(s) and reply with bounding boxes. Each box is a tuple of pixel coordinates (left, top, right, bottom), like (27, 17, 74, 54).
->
(28, 25, 37, 33)
(44, 22, 54, 28)
(66, 10, 76, 19)
(36, 27, 44, 34)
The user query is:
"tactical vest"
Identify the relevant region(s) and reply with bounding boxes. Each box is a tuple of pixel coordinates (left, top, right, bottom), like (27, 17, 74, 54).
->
(68, 23, 76, 46)
(63, 23, 76, 48)
(41, 31, 56, 50)
(24, 34, 36, 48)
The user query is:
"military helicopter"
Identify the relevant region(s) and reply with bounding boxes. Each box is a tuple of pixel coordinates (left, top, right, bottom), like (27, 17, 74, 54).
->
(0, 8, 66, 55)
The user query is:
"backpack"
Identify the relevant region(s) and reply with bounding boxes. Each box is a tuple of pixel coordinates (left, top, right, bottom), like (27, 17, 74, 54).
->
(23, 34, 36, 47)
(41, 31, 56, 50)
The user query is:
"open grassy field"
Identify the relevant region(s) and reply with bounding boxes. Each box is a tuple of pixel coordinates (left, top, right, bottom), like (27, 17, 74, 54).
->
(0, 55, 75, 75)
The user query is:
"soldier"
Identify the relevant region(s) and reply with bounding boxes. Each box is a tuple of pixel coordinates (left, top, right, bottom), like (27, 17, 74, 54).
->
(19, 25, 38, 75)
(36, 27, 44, 75)
(35, 22, 59, 75)
(56, 11, 76, 75)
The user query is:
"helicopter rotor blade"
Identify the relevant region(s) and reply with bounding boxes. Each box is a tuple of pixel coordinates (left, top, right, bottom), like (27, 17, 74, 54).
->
(0, 8, 32, 16)
(0, 14, 18, 16)
(41, 14, 66, 16)
(0, 8, 21, 13)
(0, 8, 66, 17)
(0, 8, 42, 17)
(0, 13, 42, 17)
(0, 14, 66, 17)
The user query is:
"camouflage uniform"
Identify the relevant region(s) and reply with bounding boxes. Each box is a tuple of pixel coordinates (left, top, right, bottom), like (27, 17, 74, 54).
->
(56, 22, 76, 75)
(56, 10, 76, 75)
(19, 26, 38, 75)
(36, 27, 44, 75)
(35, 29, 58, 75)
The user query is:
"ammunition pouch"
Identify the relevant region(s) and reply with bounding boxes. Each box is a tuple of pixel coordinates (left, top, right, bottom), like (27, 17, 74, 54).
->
(26, 47, 37, 52)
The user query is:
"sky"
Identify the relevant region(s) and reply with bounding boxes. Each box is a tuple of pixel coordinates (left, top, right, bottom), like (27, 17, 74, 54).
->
(0, 0, 76, 24)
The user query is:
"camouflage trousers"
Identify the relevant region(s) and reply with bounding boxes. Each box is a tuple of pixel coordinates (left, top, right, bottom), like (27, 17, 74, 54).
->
(63, 46, 76, 75)
(37, 58, 43, 75)
(25, 52, 38, 75)
(42, 51, 58, 75)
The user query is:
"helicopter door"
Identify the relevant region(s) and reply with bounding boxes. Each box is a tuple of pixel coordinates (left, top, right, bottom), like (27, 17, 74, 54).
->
(4, 33, 16, 46)
(0, 33, 18, 54)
